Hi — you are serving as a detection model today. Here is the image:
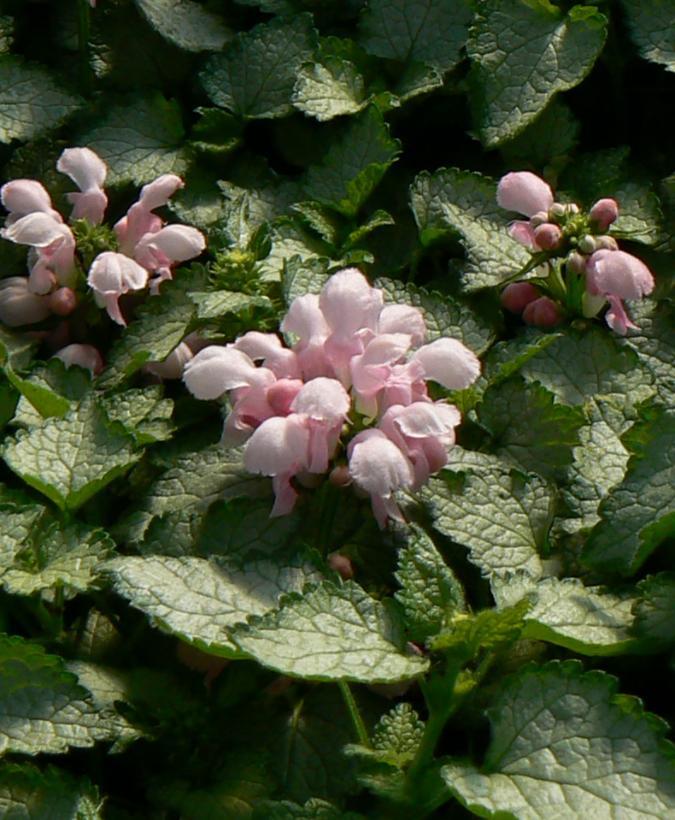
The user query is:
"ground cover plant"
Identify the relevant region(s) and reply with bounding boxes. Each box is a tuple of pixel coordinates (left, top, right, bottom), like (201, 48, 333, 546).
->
(0, 0, 673, 816)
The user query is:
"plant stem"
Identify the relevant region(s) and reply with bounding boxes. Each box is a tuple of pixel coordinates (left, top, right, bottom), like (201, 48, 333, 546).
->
(338, 680, 370, 747)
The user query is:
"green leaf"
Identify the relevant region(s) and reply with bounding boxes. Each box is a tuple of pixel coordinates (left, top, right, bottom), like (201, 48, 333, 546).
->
(0, 57, 81, 143)
(375, 278, 496, 355)
(1, 521, 114, 599)
(98, 276, 197, 388)
(422, 463, 551, 579)
(633, 573, 675, 648)
(431, 600, 529, 656)
(303, 107, 400, 217)
(0, 634, 119, 755)
(0, 16, 13, 54)
(231, 580, 430, 683)
(10, 359, 92, 427)
(477, 379, 585, 481)
(442, 660, 675, 818)
(134, 0, 231, 52)
(202, 16, 317, 119)
(409, 168, 531, 290)
(0, 763, 102, 819)
(3, 396, 140, 511)
(370, 703, 425, 767)
(0, 487, 48, 568)
(106, 553, 322, 657)
(358, 0, 472, 72)
(98, 386, 174, 445)
(196, 498, 301, 561)
(500, 99, 580, 168)
(293, 57, 368, 121)
(119, 443, 267, 549)
(188, 290, 273, 321)
(620, 0, 675, 73)
(560, 398, 635, 534)
(0, 326, 36, 371)
(394, 524, 465, 641)
(253, 799, 362, 820)
(81, 94, 189, 185)
(150, 752, 270, 819)
(519, 328, 654, 406)
(493, 574, 638, 655)
(622, 299, 675, 401)
(267, 687, 363, 803)
(468, 0, 607, 146)
(583, 406, 675, 575)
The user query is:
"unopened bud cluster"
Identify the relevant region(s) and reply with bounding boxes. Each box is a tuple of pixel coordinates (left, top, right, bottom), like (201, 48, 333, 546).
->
(497, 171, 654, 334)
(183, 269, 481, 527)
(0, 148, 206, 344)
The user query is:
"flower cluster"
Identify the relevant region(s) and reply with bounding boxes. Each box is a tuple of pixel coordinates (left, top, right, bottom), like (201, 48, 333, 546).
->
(497, 171, 654, 335)
(0, 148, 206, 328)
(183, 269, 480, 527)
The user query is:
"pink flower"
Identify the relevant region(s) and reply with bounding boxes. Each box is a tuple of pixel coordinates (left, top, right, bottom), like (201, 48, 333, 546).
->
(586, 249, 654, 335)
(379, 401, 461, 488)
(47, 287, 78, 317)
(87, 251, 149, 325)
(1, 212, 76, 293)
(134, 225, 206, 291)
(412, 338, 481, 390)
(350, 333, 414, 417)
(233, 331, 301, 379)
(114, 174, 184, 255)
(56, 147, 108, 224)
(244, 415, 311, 516)
(377, 304, 426, 346)
(280, 293, 333, 380)
(497, 172, 554, 218)
(54, 344, 104, 375)
(291, 377, 350, 473)
(0, 277, 50, 326)
(0, 179, 61, 224)
(347, 430, 414, 528)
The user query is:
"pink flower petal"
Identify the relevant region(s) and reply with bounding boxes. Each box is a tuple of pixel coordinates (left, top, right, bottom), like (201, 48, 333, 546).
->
(56, 147, 107, 193)
(54, 344, 104, 375)
(2, 212, 70, 247)
(604, 294, 639, 336)
(508, 220, 537, 249)
(291, 377, 350, 423)
(138, 174, 184, 211)
(1, 179, 59, 220)
(377, 304, 427, 346)
(413, 338, 480, 390)
(586, 250, 654, 301)
(244, 414, 309, 477)
(319, 268, 383, 336)
(497, 172, 554, 217)
(0, 277, 50, 326)
(183, 346, 266, 399)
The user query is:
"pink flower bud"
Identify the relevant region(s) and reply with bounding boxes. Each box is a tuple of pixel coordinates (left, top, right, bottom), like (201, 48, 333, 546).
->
(522, 297, 562, 328)
(594, 235, 618, 251)
(577, 235, 597, 255)
(500, 282, 540, 314)
(0, 277, 51, 326)
(529, 211, 550, 228)
(54, 344, 104, 375)
(533, 223, 562, 250)
(328, 552, 354, 580)
(47, 287, 77, 316)
(589, 198, 619, 232)
(566, 251, 586, 275)
(548, 203, 566, 222)
(497, 172, 554, 217)
(329, 465, 352, 487)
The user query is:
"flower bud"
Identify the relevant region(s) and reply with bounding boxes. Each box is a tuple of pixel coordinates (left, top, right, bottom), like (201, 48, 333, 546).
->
(328, 552, 354, 580)
(565, 203, 580, 216)
(548, 203, 566, 222)
(566, 251, 587, 275)
(577, 235, 597, 255)
(496, 172, 554, 217)
(589, 198, 619, 232)
(0, 277, 50, 326)
(529, 210, 550, 228)
(54, 344, 104, 375)
(47, 287, 77, 317)
(500, 282, 539, 314)
(594, 235, 618, 251)
(533, 223, 562, 250)
(329, 465, 352, 487)
(522, 296, 562, 328)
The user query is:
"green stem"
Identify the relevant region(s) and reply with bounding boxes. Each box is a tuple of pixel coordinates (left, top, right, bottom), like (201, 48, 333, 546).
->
(338, 680, 370, 747)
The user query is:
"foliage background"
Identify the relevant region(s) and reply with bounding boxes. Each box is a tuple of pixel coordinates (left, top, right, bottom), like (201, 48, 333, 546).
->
(0, 0, 673, 817)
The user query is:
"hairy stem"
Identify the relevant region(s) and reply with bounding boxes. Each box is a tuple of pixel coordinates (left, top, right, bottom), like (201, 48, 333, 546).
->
(338, 680, 370, 747)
